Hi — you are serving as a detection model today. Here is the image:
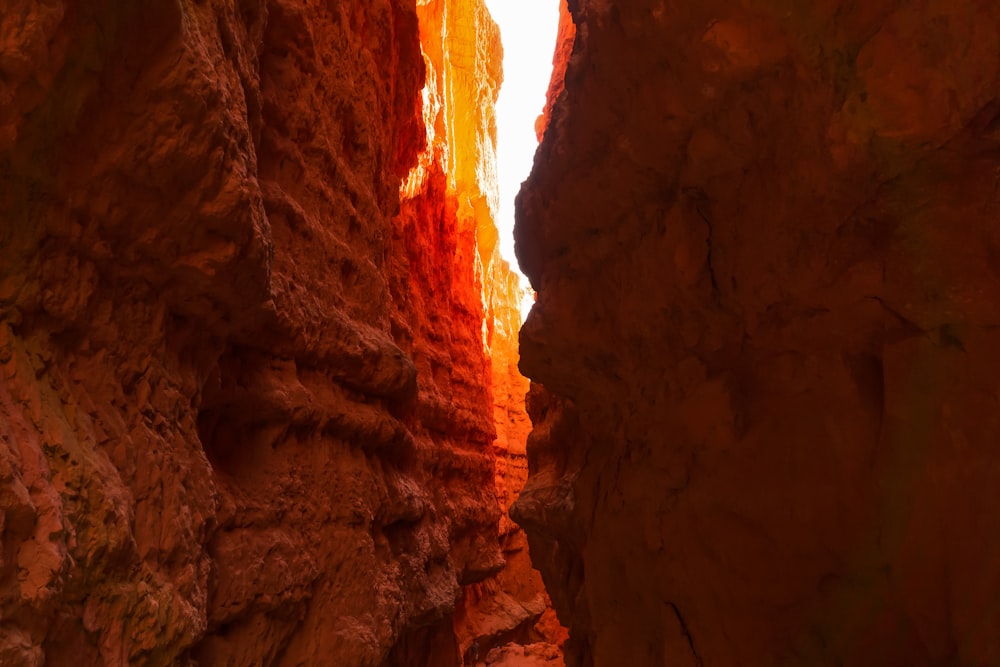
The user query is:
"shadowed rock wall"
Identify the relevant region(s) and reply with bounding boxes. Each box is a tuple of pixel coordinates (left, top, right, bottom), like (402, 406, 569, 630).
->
(516, 1, 1000, 665)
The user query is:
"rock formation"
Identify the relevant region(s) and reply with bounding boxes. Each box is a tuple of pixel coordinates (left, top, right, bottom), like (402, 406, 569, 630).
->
(0, 0, 546, 665)
(452, 259, 567, 664)
(402, 0, 563, 661)
(534, 0, 575, 143)
(516, 1, 1000, 665)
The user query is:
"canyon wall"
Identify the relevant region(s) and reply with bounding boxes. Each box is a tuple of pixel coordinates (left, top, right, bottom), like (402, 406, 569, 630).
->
(401, 0, 561, 662)
(0, 0, 531, 665)
(516, 1, 1000, 665)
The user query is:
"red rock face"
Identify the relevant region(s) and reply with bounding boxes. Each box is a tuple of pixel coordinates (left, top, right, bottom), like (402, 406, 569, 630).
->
(0, 0, 534, 665)
(404, 0, 566, 661)
(453, 259, 567, 663)
(516, 1, 1000, 666)
(534, 0, 576, 143)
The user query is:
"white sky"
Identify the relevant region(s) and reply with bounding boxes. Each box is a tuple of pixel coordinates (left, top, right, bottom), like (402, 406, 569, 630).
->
(483, 0, 561, 299)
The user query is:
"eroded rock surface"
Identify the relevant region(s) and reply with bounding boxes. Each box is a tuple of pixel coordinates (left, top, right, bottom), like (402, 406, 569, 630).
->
(516, 1, 1000, 665)
(406, 1, 565, 662)
(0, 0, 532, 665)
(453, 261, 567, 665)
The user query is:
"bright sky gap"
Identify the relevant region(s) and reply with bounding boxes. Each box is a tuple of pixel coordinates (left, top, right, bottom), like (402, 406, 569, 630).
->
(483, 0, 561, 320)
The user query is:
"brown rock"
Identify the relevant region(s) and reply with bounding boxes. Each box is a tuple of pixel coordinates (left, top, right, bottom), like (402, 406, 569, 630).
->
(0, 0, 535, 665)
(516, 1, 1000, 666)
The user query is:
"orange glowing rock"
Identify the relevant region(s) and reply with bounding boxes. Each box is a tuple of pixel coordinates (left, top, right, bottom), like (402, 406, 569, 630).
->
(535, 0, 577, 143)
(405, 0, 566, 661)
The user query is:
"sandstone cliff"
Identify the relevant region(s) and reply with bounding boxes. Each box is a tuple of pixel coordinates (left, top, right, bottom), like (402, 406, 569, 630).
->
(401, 0, 562, 662)
(0, 0, 532, 665)
(516, 1, 1000, 665)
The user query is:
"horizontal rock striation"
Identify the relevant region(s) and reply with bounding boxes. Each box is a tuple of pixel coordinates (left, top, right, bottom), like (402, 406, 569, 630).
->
(515, 1, 1000, 665)
(408, 0, 565, 661)
(0, 0, 530, 665)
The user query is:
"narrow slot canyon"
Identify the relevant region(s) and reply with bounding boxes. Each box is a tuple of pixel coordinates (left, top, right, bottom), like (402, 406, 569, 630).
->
(3, 1, 1000, 667)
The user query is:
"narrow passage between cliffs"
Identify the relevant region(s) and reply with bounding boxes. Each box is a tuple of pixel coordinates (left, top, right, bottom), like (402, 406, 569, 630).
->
(444, 0, 569, 665)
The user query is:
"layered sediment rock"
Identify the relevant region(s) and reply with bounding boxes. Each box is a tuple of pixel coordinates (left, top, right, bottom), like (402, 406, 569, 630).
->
(516, 1, 1000, 665)
(0, 1, 532, 665)
(452, 260, 566, 664)
(405, 0, 564, 661)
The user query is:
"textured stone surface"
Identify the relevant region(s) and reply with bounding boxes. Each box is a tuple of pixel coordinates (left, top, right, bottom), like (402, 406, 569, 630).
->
(407, 0, 564, 662)
(516, 1, 1000, 666)
(0, 0, 531, 665)
(484, 641, 563, 667)
(454, 259, 567, 664)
